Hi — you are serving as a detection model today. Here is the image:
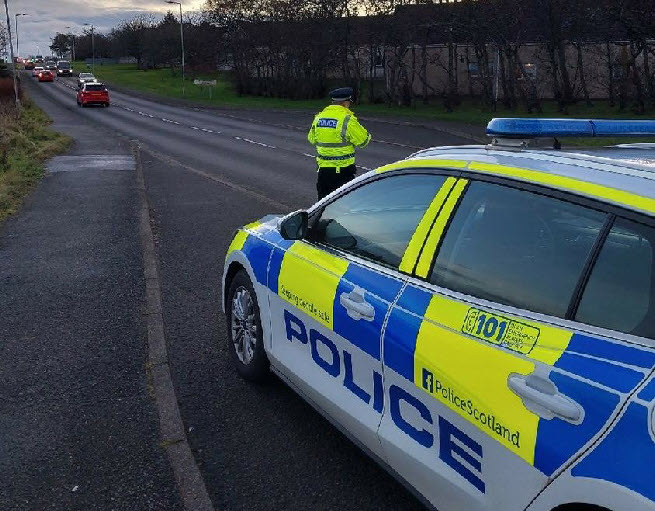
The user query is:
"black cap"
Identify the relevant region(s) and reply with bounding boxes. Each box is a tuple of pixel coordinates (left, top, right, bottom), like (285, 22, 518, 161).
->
(329, 87, 354, 102)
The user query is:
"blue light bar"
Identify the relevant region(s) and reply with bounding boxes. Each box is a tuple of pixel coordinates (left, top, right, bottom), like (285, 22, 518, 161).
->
(486, 118, 655, 138)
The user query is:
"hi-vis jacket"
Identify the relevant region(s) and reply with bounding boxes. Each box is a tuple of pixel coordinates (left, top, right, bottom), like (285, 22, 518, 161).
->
(308, 104, 371, 168)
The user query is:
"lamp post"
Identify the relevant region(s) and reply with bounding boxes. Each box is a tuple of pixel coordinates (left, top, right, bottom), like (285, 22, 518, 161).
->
(15, 12, 27, 57)
(3, 0, 20, 113)
(83, 23, 95, 74)
(165, 0, 185, 96)
(65, 26, 75, 61)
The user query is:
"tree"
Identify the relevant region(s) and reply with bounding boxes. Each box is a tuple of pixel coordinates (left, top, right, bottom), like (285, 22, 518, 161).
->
(50, 33, 71, 58)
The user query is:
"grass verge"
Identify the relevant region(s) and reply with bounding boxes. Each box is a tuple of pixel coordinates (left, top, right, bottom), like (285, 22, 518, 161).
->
(78, 62, 655, 146)
(0, 97, 71, 223)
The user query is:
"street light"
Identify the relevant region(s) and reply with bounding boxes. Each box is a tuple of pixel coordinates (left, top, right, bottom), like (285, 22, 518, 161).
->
(65, 26, 75, 61)
(15, 12, 27, 56)
(165, 0, 185, 96)
(3, 0, 20, 113)
(83, 23, 95, 74)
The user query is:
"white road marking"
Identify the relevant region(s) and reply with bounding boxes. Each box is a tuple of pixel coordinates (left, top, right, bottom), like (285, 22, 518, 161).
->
(58, 80, 387, 168)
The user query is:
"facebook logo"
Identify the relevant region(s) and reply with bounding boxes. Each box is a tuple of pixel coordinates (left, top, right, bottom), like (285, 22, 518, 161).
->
(422, 368, 434, 393)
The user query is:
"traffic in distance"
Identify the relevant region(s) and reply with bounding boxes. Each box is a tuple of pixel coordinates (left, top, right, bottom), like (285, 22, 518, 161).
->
(224, 118, 655, 511)
(22, 60, 110, 107)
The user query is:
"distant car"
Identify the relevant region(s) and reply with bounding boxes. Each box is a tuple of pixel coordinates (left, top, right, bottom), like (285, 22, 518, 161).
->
(56, 60, 72, 77)
(37, 70, 54, 82)
(77, 82, 109, 107)
(32, 66, 44, 78)
(77, 73, 96, 88)
(45, 61, 57, 72)
(24, 60, 35, 70)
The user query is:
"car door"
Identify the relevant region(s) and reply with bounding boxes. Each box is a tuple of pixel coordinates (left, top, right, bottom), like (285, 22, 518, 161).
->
(266, 172, 456, 458)
(378, 176, 655, 511)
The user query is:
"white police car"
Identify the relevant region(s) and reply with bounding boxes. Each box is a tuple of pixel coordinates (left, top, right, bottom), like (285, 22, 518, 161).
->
(222, 119, 655, 511)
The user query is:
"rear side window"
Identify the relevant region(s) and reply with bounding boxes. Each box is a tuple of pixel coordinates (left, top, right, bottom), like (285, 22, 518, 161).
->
(430, 181, 607, 318)
(576, 218, 655, 338)
(311, 174, 448, 268)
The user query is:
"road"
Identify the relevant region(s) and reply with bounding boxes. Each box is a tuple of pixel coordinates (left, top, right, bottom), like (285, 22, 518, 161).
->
(21, 74, 473, 511)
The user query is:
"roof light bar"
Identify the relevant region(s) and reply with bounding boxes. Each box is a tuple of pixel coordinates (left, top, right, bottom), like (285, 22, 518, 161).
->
(486, 118, 655, 138)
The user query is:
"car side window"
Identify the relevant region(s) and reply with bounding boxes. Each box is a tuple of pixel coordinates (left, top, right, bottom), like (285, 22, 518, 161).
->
(576, 218, 655, 339)
(310, 174, 448, 268)
(430, 181, 607, 318)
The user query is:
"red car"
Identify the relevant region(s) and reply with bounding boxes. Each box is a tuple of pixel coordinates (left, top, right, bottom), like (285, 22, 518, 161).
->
(76, 82, 110, 108)
(37, 70, 54, 82)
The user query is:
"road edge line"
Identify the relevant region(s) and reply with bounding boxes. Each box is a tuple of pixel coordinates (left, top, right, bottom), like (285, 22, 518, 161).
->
(132, 141, 216, 511)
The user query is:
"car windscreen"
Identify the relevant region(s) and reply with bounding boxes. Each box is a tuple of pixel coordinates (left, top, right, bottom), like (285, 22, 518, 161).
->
(58, 62, 70, 68)
(85, 84, 106, 92)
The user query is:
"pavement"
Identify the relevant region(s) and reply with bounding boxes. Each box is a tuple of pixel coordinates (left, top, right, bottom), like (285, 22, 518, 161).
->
(1, 74, 479, 511)
(0, 93, 181, 510)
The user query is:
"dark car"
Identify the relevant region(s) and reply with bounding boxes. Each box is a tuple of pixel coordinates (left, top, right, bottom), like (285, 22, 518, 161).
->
(56, 61, 72, 77)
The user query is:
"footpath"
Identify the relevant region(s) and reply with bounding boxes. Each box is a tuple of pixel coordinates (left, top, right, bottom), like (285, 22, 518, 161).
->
(0, 83, 182, 510)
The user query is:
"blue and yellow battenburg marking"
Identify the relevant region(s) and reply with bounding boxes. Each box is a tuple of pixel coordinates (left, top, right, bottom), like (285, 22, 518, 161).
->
(384, 283, 655, 476)
(227, 216, 655, 488)
(412, 293, 571, 465)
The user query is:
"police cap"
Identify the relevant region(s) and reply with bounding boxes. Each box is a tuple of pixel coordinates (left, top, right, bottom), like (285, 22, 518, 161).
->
(329, 87, 354, 102)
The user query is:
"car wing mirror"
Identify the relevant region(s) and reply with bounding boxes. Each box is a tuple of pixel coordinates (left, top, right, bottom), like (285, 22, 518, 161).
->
(280, 210, 308, 240)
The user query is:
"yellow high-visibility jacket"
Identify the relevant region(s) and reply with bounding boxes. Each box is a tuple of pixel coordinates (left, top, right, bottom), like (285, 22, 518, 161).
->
(307, 104, 371, 168)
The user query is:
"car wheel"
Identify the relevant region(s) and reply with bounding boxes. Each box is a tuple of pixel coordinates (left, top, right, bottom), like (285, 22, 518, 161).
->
(226, 269, 269, 382)
(105, 103, 110, 108)
(81, 102, 86, 108)
(77, 101, 81, 107)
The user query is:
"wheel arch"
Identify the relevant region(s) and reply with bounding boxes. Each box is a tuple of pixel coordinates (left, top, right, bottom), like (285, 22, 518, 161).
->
(551, 504, 612, 511)
(223, 260, 246, 311)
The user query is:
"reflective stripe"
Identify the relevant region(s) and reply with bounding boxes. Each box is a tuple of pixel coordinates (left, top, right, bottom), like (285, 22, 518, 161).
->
(319, 153, 356, 161)
(341, 115, 351, 142)
(375, 158, 655, 215)
(315, 141, 353, 148)
(468, 162, 655, 215)
(415, 178, 468, 277)
(398, 177, 457, 274)
(376, 159, 468, 173)
(358, 133, 372, 148)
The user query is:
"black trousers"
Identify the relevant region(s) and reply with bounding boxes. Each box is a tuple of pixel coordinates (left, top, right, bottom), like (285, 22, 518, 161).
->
(316, 164, 357, 200)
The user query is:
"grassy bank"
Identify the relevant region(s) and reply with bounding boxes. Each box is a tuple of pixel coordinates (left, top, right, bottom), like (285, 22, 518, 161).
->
(0, 97, 71, 223)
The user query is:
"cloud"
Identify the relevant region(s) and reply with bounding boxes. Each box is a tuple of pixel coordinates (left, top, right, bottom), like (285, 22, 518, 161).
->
(7, 0, 205, 57)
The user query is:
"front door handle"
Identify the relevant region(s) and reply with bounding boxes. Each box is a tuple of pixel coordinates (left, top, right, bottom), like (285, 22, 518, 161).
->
(339, 286, 375, 321)
(508, 373, 583, 423)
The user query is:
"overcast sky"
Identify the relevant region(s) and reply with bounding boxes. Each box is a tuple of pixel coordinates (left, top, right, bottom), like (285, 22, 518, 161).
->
(8, 0, 206, 57)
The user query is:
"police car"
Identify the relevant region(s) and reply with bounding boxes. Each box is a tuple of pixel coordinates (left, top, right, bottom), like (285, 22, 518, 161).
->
(222, 119, 655, 511)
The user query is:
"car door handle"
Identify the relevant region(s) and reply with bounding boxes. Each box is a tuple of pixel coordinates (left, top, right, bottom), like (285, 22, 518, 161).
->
(339, 286, 375, 321)
(508, 373, 583, 423)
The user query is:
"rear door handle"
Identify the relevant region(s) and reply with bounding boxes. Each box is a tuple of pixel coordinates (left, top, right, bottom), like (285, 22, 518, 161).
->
(340, 286, 375, 321)
(508, 373, 583, 423)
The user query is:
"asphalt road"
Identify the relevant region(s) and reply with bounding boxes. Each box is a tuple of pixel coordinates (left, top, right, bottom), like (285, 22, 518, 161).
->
(22, 74, 473, 511)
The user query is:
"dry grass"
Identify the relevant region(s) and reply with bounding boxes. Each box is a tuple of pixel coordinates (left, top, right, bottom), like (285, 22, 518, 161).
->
(0, 97, 71, 223)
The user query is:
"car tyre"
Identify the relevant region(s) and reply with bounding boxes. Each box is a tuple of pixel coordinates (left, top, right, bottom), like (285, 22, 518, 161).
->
(226, 269, 269, 382)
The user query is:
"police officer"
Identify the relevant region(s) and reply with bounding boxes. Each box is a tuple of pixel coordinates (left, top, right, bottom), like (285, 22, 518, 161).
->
(308, 87, 371, 200)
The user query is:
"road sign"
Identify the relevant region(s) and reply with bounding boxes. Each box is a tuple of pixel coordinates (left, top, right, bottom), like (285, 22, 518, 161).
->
(193, 79, 216, 86)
